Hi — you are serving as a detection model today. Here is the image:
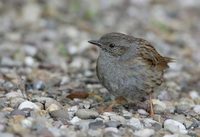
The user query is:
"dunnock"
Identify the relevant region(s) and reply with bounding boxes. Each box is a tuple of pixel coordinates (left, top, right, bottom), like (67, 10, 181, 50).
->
(88, 32, 172, 115)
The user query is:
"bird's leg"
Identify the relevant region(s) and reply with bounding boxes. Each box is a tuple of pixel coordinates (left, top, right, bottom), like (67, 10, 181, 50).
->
(149, 92, 154, 116)
(98, 96, 127, 113)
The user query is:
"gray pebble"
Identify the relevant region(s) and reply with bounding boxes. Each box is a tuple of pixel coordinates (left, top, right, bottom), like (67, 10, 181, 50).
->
(2, 81, 16, 91)
(89, 120, 104, 130)
(10, 109, 27, 117)
(105, 121, 121, 128)
(127, 117, 143, 130)
(18, 101, 40, 110)
(49, 109, 70, 122)
(0, 133, 14, 137)
(76, 109, 99, 119)
(164, 119, 187, 134)
(143, 118, 162, 131)
(134, 128, 155, 137)
(33, 80, 46, 90)
(193, 105, 200, 114)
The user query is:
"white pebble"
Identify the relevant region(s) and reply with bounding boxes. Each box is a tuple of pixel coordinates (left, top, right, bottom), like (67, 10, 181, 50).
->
(189, 90, 199, 99)
(18, 101, 40, 110)
(127, 117, 143, 130)
(164, 119, 187, 134)
(70, 116, 81, 125)
(134, 128, 155, 137)
(193, 105, 200, 114)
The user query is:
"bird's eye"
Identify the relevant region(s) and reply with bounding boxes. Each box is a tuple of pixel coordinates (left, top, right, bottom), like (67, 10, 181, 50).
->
(109, 43, 115, 48)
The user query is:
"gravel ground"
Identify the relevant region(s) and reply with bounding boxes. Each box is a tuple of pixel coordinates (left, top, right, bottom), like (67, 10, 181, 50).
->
(0, 0, 199, 137)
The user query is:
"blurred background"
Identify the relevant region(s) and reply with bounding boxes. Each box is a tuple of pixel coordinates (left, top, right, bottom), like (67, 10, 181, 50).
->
(0, 0, 200, 90)
(0, 0, 200, 92)
(0, 0, 200, 136)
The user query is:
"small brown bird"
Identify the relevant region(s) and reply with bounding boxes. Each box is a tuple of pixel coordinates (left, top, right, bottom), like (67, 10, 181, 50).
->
(88, 32, 172, 115)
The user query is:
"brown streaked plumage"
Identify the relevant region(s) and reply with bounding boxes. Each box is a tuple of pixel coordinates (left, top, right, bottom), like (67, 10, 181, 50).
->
(88, 32, 172, 115)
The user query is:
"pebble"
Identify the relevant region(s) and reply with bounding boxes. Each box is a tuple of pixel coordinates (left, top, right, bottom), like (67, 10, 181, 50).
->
(10, 97, 25, 108)
(76, 109, 99, 119)
(1, 57, 21, 67)
(75, 120, 91, 130)
(0, 133, 14, 137)
(110, 115, 126, 125)
(89, 120, 104, 130)
(105, 121, 121, 128)
(127, 117, 143, 130)
(49, 109, 70, 122)
(164, 119, 188, 134)
(18, 101, 40, 111)
(33, 80, 46, 90)
(87, 129, 102, 137)
(122, 110, 132, 119)
(189, 90, 199, 99)
(104, 127, 119, 133)
(143, 118, 162, 130)
(2, 81, 16, 91)
(10, 109, 26, 117)
(138, 109, 149, 115)
(152, 99, 166, 114)
(68, 106, 79, 119)
(193, 105, 200, 114)
(6, 91, 23, 99)
(24, 45, 37, 56)
(24, 56, 35, 67)
(134, 128, 155, 137)
(70, 116, 81, 125)
(34, 97, 62, 109)
(47, 104, 62, 112)
(21, 118, 33, 128)
(22, 2, 41, 23)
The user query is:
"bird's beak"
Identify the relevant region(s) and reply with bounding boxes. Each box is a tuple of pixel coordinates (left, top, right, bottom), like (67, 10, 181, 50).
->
(88, 40, 102, 47)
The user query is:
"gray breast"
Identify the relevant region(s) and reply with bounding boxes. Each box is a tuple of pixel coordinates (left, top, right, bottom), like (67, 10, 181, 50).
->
(96, 51, 155, 101)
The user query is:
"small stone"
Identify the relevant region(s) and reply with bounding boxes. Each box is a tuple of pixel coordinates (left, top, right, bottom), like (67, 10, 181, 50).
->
(164, 119, 187, 134)
(6, 91, 23, 99)
(127, 117, 143, 130)
(134, 128, 155, 137)
(10, 98, 25, 108)
(70, 116, 81, 125)
(24, 45, 37, 56)
(21, 118, 33, 128)
(104, 127, 119, 133)
(18, 101, 40, 111)
(105, 121, 121, 128)
(89, 120, 104, 129)
(10, 109, 26, 117)
(2, 81, 15, 91)
(110, 115, 126, 125)
(122, 110, 132, 119)
(1, 57, 21, 67)
(68, 105, 79, 119)
(24, 56, 35, 67)
(143, 118, 162, 130)
(47, 104, 62, 112)
(193, 105, 200, 114)
(74, 120, 91, 130)
(49, 109, 70, 122)
(138, 109, 149, 115)
(33, 80, 46, 90)
(76, 109, 99, 119)
(34, 97, 60, 108)
(189, 90, 199, 99)
(176, 98, 194, 113)
(0, 133, 15, 137)
(163, 135, 178, 137)
(22, 2, 41, 23)
(152, 99, 166, 114)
